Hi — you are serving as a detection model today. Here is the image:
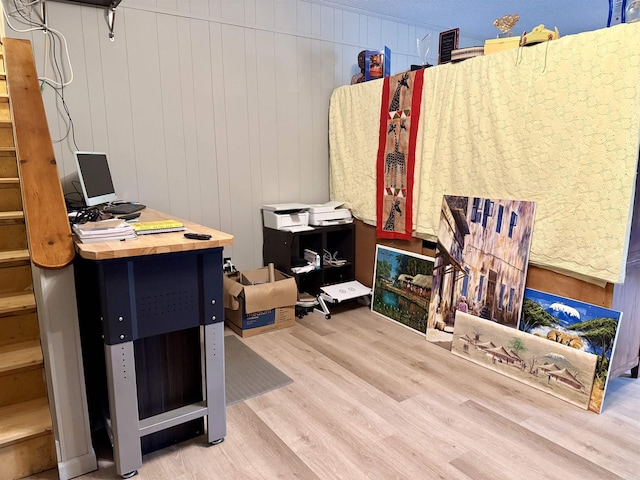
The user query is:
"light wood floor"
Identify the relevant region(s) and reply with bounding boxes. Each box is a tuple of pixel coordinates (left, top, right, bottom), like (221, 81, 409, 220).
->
(29, 304, 640, 480)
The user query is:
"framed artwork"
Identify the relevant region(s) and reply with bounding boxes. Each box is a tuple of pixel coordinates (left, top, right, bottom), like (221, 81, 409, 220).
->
(438, 28, 459, 64)
(426, 195, 536, 348)
(452, 311, 598, 410)
(520, 288, 623, 413)
(365, 46, 391, 81)
(371, 245, 435, 334)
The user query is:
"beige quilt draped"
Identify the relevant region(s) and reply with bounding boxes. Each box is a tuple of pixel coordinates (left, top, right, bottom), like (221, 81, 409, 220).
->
(329, 23, 640, 285)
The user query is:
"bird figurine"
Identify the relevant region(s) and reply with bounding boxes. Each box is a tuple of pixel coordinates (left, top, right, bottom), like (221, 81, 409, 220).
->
(493, 14, 520, 37)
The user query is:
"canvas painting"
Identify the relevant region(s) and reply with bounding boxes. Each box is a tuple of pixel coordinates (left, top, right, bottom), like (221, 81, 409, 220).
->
(452, 311, 598, 410)
(372, 245, 435, 333)
(426, 195, 536, 348)
(519, 288, 623, 413)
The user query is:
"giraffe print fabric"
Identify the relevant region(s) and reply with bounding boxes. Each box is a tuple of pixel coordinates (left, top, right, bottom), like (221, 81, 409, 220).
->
(376, 69, 425, 240)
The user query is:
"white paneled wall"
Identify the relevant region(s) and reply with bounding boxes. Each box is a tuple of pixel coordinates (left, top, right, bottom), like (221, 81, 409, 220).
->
(7, 0, 475, 269)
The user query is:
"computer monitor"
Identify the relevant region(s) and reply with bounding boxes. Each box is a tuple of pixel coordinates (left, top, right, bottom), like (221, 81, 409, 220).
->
(74, 151, 118, 207)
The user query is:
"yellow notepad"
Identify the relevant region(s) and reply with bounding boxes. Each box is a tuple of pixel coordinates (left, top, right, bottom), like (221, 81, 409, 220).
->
(133, 220, 186, 235)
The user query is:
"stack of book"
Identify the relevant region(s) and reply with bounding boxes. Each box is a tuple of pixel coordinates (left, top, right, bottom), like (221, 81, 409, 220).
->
(72, 218, 137, 243)
(133, 220, 185, 235)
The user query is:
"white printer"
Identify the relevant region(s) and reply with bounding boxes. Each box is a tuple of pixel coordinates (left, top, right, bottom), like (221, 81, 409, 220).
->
(308, 201, 352, 226)
(262, 203, 312, 232)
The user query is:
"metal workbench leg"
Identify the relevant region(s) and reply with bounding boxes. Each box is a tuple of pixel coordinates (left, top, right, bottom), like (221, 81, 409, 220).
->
(204, 323, 226, 444)
(105, 342, 142, 477)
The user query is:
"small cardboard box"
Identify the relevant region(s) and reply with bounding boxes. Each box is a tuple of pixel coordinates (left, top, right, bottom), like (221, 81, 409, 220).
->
(223, 267, 298, 337)
(226, 307, 296, 338)
(484, 37, 520, 55)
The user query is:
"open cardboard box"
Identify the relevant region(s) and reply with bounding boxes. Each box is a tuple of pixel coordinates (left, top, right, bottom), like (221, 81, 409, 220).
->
(223, 267, 298, 337)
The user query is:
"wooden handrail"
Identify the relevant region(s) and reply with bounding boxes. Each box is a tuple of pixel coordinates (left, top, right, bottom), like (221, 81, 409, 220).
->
(4, 38, 74, 269)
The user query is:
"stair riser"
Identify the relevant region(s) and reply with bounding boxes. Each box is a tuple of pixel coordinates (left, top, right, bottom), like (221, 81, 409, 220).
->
(0, 264, 32, 295)
(0, 126, 14, 148)
(0, 153, 17, 178)
(0, 104, 10, 125)
(0, 368, 46, 408)
(0, 186, 21, 212)
(0, 312, 38, 346)
(0, 224, 27, 250)
(0, 433, 56, 480)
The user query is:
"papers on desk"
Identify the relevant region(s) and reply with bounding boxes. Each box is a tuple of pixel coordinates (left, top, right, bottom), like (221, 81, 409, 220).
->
(133, 220, 186, 235)
(73, 219, 137, 243)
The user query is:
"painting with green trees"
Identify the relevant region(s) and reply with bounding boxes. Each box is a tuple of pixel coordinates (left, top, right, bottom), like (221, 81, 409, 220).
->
(519, 288, 622, 413)
(371, 245, 435, 333)
(452, 310, 598, 410)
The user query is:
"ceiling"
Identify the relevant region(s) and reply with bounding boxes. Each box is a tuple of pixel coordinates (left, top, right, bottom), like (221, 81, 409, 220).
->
(310, 0, 615, 40)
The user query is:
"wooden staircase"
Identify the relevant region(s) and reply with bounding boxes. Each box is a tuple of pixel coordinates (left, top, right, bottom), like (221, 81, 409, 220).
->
(0, 45, 57, 479)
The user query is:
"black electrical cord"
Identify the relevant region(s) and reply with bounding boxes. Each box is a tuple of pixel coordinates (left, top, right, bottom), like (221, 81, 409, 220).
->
(64, 192, 85, 211)
(69, 207, 101, 225)
(41, 78, 74, 144)
(5, 0, 80, 150)
(11, 0, 41, 28)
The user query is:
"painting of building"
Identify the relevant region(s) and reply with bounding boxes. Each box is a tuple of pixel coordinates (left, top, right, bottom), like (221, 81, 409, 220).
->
(372, 245, 435, 333)
(519, 288, 623, 413)
(452, 311, 598, 410)
(427, 195, 536, 347)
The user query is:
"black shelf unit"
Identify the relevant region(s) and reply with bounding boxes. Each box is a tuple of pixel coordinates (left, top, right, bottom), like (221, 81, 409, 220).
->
(262, 223, 355, 295)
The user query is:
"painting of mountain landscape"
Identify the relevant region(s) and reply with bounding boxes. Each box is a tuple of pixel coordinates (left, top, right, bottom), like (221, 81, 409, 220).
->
(372, 245, 435, 333)
(519, 288, 622, 413)
(452, 311, 598, 410)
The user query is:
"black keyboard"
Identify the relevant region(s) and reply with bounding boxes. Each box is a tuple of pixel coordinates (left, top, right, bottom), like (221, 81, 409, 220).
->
(103, 203, 147, 215)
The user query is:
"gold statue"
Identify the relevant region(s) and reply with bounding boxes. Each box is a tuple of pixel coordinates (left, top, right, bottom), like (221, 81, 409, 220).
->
(493, 14, 520, 36)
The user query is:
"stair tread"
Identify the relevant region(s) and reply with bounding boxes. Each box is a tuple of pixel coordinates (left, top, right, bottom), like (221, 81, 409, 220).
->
(0, 340, 43, 374)
(0, 177, 19, 185)
(0, 292, 35, 316)
(0, 397, 52, 447)
(0, 210, 23, 220)
(0, 249, 29, 264)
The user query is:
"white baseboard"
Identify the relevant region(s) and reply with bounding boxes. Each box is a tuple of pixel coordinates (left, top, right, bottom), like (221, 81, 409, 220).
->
(57, 451, 98, 480)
